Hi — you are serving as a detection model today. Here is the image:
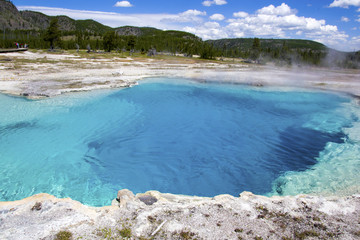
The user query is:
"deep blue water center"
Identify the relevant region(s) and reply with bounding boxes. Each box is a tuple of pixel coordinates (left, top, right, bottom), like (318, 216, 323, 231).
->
(0, 78, 357, 206)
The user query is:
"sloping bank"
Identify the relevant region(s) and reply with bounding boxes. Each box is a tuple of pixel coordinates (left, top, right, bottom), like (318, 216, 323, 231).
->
(0, 190, 359, 239)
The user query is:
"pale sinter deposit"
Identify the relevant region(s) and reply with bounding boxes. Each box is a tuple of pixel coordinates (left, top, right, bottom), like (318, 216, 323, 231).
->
(1, 190, 360, 239)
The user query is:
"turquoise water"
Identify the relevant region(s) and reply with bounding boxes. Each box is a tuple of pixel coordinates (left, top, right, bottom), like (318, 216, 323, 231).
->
(0, 78, 359, 206)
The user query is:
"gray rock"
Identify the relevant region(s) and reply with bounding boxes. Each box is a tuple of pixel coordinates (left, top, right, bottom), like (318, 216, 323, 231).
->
(116, 189, 136, 207)
(138, 195, 158, 206)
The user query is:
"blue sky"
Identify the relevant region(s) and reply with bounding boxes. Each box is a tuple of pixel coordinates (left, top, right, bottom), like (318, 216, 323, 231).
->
(13, 0, 360, 51)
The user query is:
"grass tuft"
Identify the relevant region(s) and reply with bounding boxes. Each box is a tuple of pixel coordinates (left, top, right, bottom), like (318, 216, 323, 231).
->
(119, 226, 132, 238)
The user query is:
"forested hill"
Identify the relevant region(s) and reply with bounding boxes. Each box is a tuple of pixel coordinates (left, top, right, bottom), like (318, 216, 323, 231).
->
(0, 0, 198, 38)
(115, 26, 200, 40)
(0, 0, 111, 33)
(207, 38, 327, 52)
(0, 0, 203, 54)
(207, 38, 360, 68)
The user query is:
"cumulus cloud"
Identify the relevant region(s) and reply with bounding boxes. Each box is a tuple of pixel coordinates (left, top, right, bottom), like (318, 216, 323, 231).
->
(351, 36, 360, 42)
(202, 0, 227, 7)
(225, 3, 339, 39)
(341, 16, 350, 22)
(226, 11, 347, 47)
(233, 11, 248, 18)
(164, 9, 207, 23)
(345, 35, 360, 50)
(329, 0, 360, 8)
(184, 22, 228, 39)
(114, 1, 133, 7)
(257, 3, 296, 16)
(210, 13, 225, 21)
(185, 3, 348, 50)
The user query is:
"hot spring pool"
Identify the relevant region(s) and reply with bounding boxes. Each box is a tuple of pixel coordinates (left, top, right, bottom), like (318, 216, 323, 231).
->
(0, 78, 359, 206)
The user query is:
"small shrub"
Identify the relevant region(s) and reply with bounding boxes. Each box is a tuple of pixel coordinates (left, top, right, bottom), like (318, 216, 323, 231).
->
(314, 223, 327, 231)
(295, 230, 319, 240)
(119, 227, 132, 238)
(100, 228, 113, 239)
(147, 215, 156, 223)
(55, 231, 73, 240)
(179, 231, 195, 240)
(31, 202, 42, 211)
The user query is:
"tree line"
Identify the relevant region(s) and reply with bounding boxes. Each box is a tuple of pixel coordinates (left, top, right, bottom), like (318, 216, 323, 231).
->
(0, 18, 215, 58)
(1, 19, 358, 68)
(211, 37, 360, 68)
(211, 37, 326, 66)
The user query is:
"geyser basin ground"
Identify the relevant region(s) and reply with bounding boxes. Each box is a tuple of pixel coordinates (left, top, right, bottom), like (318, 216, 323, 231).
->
(0, 78, 359, 206)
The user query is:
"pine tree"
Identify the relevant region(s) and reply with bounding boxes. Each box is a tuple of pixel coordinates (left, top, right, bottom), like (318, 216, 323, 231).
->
(103, 31, 116, 52)
(250, 38, 261, 60)
(127, 36, 136, 51)
(44, 18, 61, 49)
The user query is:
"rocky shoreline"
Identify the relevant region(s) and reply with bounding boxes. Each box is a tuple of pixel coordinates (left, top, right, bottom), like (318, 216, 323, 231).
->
(1, 51, 360, 239)
(0, 190, 359, 239)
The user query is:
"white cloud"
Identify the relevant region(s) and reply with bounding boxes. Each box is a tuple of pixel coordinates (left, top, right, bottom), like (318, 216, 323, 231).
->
(351, 36, 360, 41)
(181, 9, 207, 16)
(202, 0, 227, 7)
(202, 1, 212, 7)
(204, 22, 220, 28)
(185, 3, 350, 50)
(257, 3, 296, 16)
(164, 9, 207, 23)
(114, 1, 133, 7)
(184, 21, 228, 39)
(233, 11, 248, 18)
(329, 0, 360, 8)
(226, 4, 348, 49)
(210, 13, 225, 21)
(346, 36, 360, 50)
(341, 16, 350, 22)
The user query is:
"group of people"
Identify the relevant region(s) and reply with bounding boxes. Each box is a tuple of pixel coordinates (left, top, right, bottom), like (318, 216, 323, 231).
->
(14, 42, 28, 49)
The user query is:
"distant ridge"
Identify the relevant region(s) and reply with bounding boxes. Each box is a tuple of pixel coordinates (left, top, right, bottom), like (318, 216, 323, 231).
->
(0, 0, 111, 33)
(207, 38, 327, 52)
(0, 1, 199, 41)
(115, 26, 200, 40)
